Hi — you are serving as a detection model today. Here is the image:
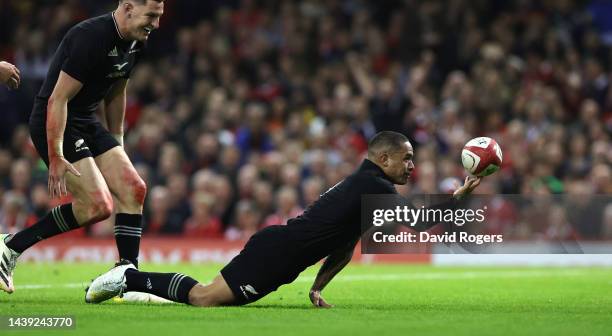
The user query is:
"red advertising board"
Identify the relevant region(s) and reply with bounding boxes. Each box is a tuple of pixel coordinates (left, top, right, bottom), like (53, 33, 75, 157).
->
(19, 237, 430, 264)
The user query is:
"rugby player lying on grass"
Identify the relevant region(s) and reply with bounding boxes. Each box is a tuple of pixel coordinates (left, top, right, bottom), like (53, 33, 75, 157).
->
(86, 131, 481, 307)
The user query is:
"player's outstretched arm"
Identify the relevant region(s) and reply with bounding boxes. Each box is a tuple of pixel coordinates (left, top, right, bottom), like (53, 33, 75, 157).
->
(0, 61, 20, 89)
(103, 79, 128, 146)
(46, 71, 83, 198)
(310, 239, 358, 308)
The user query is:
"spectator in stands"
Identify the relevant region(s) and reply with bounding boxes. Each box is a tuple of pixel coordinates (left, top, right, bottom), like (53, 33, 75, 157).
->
(0, 191, 28, 233)
(183, 191, 223, 238)
(263, 186, 303, 227)
(0, 0, 610, 240)
(225, 200, 260, 241)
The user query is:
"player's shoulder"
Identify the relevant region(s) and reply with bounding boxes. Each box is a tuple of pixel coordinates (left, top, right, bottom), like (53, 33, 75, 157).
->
(65, 13, 113, 42)
(349, 170, 396, 195)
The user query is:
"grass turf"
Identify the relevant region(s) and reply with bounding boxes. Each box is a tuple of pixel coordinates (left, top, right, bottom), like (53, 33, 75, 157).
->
(0, 263, 611, 335)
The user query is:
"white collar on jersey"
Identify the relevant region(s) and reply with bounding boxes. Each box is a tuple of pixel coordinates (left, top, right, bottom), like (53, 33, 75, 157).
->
(112, 11, 139, 50)
(111, 11, 126, 40)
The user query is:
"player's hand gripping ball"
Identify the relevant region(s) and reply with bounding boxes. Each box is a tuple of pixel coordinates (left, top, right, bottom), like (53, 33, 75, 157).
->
(461, 137, 503, 177)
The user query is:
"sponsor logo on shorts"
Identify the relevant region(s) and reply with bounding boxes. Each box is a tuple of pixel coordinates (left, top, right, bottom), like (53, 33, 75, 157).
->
(239, 284, 259, 299)
(75, 139, 89, 152)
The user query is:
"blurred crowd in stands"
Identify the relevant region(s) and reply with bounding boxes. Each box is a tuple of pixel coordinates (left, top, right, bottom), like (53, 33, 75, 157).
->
(0, 0, 611, 240)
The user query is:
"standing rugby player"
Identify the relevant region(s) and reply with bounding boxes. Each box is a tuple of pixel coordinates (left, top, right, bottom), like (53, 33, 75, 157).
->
(0, 0, 164, 293)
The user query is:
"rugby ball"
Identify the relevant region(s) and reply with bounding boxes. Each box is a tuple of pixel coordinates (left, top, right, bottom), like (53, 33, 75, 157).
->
(461, 137, 503, 177)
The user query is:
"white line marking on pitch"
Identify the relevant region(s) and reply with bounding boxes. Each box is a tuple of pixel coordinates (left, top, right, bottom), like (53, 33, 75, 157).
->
(16, 270, 586, 290)
(294, 269, 586, 282)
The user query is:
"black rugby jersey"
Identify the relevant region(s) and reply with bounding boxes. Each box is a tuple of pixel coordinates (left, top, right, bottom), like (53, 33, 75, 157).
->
(31, 12, 143, 122)
(284, 159, 397, 266)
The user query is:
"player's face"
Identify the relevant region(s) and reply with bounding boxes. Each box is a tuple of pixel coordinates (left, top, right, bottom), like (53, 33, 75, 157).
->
(127, 1, 164, 41)
(382, 142, 414, 185)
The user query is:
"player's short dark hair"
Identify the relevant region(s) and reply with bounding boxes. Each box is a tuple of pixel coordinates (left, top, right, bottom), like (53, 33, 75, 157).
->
(118, 0, 163, 4)
(367, 131, 410, 157)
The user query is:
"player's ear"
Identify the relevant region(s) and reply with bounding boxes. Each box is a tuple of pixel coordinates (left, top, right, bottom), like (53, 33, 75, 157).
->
(123, 1, 134, 17)
(379, 153, 390, 167)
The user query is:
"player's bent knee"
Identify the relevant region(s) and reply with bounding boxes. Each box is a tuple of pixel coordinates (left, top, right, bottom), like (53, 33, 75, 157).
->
(116, 170, 147, 207)
(131, 176, 147, 206)
(87, 189, 113, 222)
(72, 187, 114, 225)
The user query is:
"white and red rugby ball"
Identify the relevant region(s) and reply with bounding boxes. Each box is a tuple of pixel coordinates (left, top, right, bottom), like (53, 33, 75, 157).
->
(461, 137, 503, 177)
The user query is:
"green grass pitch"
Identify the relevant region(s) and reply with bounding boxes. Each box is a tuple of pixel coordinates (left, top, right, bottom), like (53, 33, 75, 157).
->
(1, 263, 611, 335)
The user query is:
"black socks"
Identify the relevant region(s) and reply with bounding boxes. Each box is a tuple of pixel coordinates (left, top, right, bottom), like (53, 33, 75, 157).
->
(6, 204, 80, 253)
(125, 269, 198, 304)
(5, 207, 144, 270)
(114, 213, 143, 267)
